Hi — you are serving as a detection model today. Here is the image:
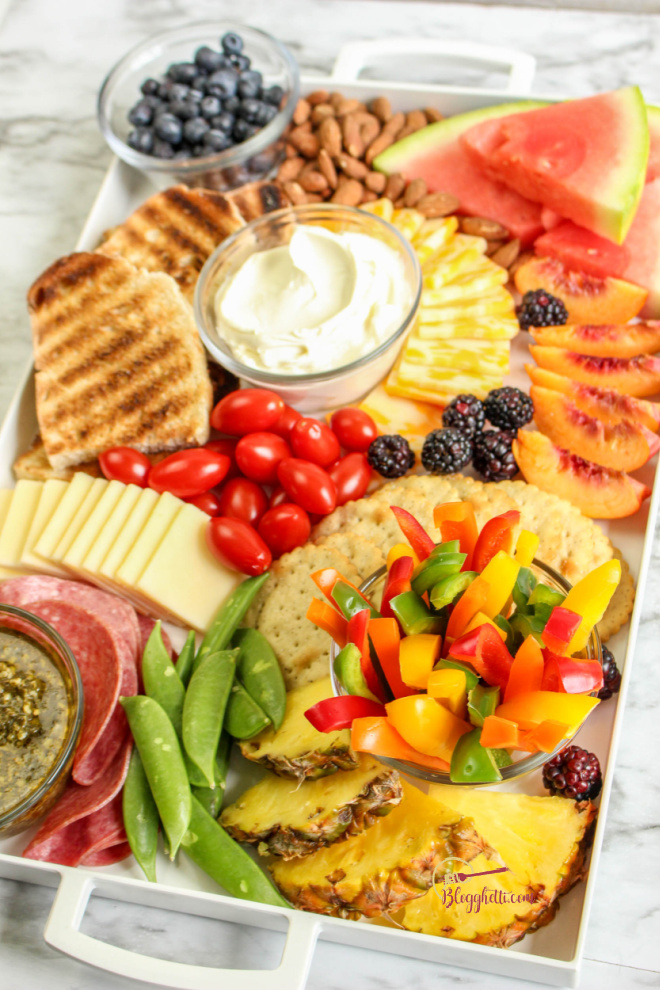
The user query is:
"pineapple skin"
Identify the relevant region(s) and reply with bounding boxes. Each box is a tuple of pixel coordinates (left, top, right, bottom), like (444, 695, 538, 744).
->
(238, 742, 358, 781)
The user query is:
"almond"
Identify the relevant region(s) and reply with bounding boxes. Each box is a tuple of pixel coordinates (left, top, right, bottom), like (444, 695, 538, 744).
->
(365, 171, 387, 194)
(285, 142, 299, 159)
(277, 156, 305, 182)
(336, 154, 369, 180)
(509, 249, 534, 277)
(393, 197, 406, 209)
(371, 96, 392, 123)
(485, 239, 506, 257)
(299, 169, 329, 194)
(330, 92, 345, 110)
(382, 111, 405, 138)
(404, 178, 427, 208)
(355, 112, 380, 148)
(336, 98, 363, 116)
(317, 147, 338, 189)
(417, 191, 460, 218)
(289, 129, 320, 159)
(361, 189, 378, 204)
(459, 216, 509, 240)
(342, 115, 364, 158)
(311, 103, 335, 126)
(293, 98, 311, 125)
(385, 172, 406, 201)
(283, 181, 308, 205)
(405, 109, 427, 132)
(424, 107, 443, 123)
(304, 193, 324, 203)
(490, 239, 521, 269)
(365, 132, 393, 165)
(319, 116, 342, 157)
(331, 178, 364, 206)
(307, 89, 330, 106)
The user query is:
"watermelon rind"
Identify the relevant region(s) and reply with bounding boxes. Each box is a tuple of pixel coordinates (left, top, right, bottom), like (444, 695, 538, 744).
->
(595, 86, 649, 243)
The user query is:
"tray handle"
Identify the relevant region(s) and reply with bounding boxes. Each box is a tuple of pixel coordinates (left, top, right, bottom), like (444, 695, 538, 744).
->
(45, 870, 320, 990)
(330, 39, 536, 94)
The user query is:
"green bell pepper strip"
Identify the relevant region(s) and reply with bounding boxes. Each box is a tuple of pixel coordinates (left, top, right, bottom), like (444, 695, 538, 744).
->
(493, 614, 515, 653)
(429, 540, 461, 557)
(450, 727, 502, 784)
(411, 553, 466, 596)
(430, 570, 478, 611)
(194, 572, 270, 673)
(233, 627, 286, 731)
(528, 583, 565, 610)
(331, 580, 381, 621)
(467, 683, 501, 728)
(512, 567, 537, 614)
(492, 747, 513, 769)
(389, 591, 445, 636)
(334, 642, 380, 701)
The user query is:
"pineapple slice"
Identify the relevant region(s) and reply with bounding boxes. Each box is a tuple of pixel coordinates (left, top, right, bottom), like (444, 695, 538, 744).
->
(239, 677, 358, 781)
(403, 786, 597, 947)
(221, 756, 402, 859)
(269, 781, 493, 919)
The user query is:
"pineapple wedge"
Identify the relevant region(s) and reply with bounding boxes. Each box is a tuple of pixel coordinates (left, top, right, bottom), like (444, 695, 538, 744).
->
(221, 756, 402, 859)
(239, 677, 358, 781)
(269, 781, 493, 919)
(403, 786, 596, 947)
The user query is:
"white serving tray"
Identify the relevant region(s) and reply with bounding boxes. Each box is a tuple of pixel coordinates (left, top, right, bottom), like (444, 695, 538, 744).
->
(0, 38, 657, 990)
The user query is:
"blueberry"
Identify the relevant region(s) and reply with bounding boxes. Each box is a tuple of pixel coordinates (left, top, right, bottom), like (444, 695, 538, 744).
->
(141, 94, 163, 111)
(195, 45, 228, 73)
(167, 62, 198, 84)
(207, 68, 238, 99)
(237, 98, 261, 123)
(221, 32, 243, 55)
(127, 127, 154, 154)
(191, 144, 209, 158)
(238, 69, 263, 100)
(233, 118, 255, 142)
(128, 100, 154, 127)
(158, 80, 174, 101)
(255, 101, 277, 126)
(263, 84, 284, 107)
(189, 88, 205, 102)
(223, 95, 241, 115)
(210, 111, 235, 133)
(200, 95, 222, 120)
(191, 76, 208, 93)
(229, 53, 250, 72)
(169, 99, 199, 121)
(140, 78, 160, 96)
(183, 116, 210, 144)
(155, 113, 183, 145)
(152, 139, 175, 159)
(204, 128, 233, 152)
(168, 82, 190, 102)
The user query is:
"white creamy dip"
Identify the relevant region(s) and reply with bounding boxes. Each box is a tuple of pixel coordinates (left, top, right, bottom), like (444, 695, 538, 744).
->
(214, 225, 411, 375)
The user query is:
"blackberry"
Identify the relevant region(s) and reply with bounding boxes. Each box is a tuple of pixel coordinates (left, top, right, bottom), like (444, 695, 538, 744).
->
(442, 394, 485, 438)
(597, 645, 621, 700)
(367, 435, 415, 478)
(543, 746, 602, 801)
(484, 386, 534, 431)
(421, 428, 472, 475)
(473, 429, 518, 482)
(517, 289, 568, 330)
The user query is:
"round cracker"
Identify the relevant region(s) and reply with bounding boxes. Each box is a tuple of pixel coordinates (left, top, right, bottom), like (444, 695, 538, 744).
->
(598, 547, 635, 643)
(316, 532, 385, 582)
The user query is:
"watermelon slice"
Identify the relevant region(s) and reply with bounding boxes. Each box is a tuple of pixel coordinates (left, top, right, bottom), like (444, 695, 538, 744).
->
(462, 87, 649, 244)
(620, 178, 660, 318)
(646, 105, 660, 182)
(535, 222, 630, 279)
(373, 101, 547, 246)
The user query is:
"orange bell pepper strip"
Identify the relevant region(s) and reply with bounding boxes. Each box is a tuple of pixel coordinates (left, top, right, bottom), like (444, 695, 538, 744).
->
(310, 568, 369, 607)
(520, 719, 570, 753)
(445, 575, 490, 641)
(504, 635, 544, 702)
(306, 599, 348, 648)
(472, 510, 520, 572)
(368, 617, 415, 699)
(433, 502, 478, 571)
(390, 505, 435, 560)
(480, 715, 521, 749)
(351, 715, 450, 772)
(386, 695, 471, 761)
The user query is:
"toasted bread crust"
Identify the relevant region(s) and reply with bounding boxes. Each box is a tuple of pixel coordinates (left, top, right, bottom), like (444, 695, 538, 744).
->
(227, 181, 288, 222)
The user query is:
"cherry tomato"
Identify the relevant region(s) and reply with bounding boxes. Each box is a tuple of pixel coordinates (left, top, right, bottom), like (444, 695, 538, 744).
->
(235, 432, 291, 485)
(269, 486, 288, 509)
(330, 407, 378, 452)
(258, 504, 311, 557)
(185, 490, 223, 516)
(205, 438, 240, 480)
(206, 517, 272, 576)
(148, 449, 230, 498)
(290, 417, 341, 467)
(270, 403, 302, 438)
(217, 477, 268, 526)
(328, 452, 372, 506)
(277, 458, 337, 515)
(210, 389, 284, 436)
(99, 447, 151, 487)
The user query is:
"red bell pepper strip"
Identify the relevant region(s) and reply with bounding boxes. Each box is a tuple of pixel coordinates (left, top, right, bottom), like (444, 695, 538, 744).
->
(381, 555, 414, 620)
(351, 715, 450, 771)
(433, 502, 479, 571)
(542, 607, 582, 655)
(348, 608, 385, 701)
(472, 510, 520, 573)
(306, 598, 348, 648)
(541, 650, 604, 694)
(310, 568, 370, 607)
(305, 696, 386, 732)
(450, 623, 515, 692)
(390, 505, 435, 561)
(368, 617, 415, 699)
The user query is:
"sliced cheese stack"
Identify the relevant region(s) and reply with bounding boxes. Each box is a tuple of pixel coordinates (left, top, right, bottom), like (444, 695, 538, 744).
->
(362, 199, 518, 405)
(0, 475, 240, 631)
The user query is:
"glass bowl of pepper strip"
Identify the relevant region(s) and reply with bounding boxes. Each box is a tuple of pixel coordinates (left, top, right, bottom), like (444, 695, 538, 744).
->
(304, 500, 619, 785)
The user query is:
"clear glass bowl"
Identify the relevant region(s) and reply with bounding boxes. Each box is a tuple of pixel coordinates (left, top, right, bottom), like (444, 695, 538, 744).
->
(330, 557, 602, 786)
(0, 604, 83, 837)
(97, 22, 300, 191)
(194, 203, 422, 411)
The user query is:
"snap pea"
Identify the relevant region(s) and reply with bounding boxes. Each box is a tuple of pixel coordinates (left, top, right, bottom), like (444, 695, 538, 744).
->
(181, 794, 289, 908)
(192, 733, 231, 820)
(175, 630, 197, 688)
(232, 628, 286, 731)
(194, 572, 270, 673)
(121, 695, 191, 860)
(142, 622, 186, 737)
(182, 650, 236, 788)
(224, 680, 270, 739)
(122, 747, 158, 883)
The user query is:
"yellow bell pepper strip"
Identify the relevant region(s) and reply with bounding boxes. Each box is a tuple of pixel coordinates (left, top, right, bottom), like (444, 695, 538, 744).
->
(445, 575, 490, 641)
(368, 618, 415, 699)
(541, 651, 603, 694)
(433, 502, 479, 571)
(541, 606, 582, 654)
(426, 668, 467, 718)
(450, 728, 501, 783)
(464, 611, 508, 641)
(450, 624, 514, 692)
(562, 559, 622, 654)
(514, 529, 540, 569)
(351, 716, 450, 772)
(399, 633, 442, 689)
(386, 695, 471, 761)
(504, 635, 544, 702)
(305, 695, 385, 732)
(306, 599, 348, 648)
(495, 690, 599, 732)
(472, 510, 520, 572)
(435, 657, 479, 691)
(478, 550, 521, 618)
(480, 715, 521, 749)
(387, 542, 419, 570)
(390, 505, 435, 560)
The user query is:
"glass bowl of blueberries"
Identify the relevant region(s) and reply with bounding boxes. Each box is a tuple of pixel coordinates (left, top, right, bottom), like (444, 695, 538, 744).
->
(98, 22, 300, 190)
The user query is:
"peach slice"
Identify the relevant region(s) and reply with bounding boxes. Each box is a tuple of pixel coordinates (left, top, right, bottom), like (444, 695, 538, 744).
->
(513, 430, 651, 519)
(525, 365, 660, 432)
(530, 345, 660, 398)
(530, 322, 660, 358)
(515, 256, 647, 324)
(530, 385, 660, 471)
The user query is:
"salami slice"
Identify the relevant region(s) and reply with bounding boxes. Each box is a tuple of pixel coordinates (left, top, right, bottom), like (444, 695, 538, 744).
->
(137, 613, 174, 660)
(82, 842, 132, 868)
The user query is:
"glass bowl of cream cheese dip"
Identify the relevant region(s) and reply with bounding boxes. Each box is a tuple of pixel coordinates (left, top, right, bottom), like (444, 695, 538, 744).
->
(194, 204, 422, 411)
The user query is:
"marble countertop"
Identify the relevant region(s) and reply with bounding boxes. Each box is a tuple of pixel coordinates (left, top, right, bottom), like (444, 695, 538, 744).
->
(1, 1, 660, 988)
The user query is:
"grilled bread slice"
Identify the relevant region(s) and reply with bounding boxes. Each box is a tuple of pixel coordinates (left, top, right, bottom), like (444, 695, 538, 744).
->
(28, 252, 212, 471)
(227, 181, 288, 222)
(13, 435, 103, 481)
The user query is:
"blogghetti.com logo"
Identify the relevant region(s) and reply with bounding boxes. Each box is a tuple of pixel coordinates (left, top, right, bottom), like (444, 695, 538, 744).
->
(431, 859, 537, 914)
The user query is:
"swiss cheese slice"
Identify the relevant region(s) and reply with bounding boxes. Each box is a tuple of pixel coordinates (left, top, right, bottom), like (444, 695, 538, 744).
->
(80, 483, 143, 578)
(21, 479, 69, 575)
(135, 502, 241, 631)
(50, 478, 108, 563)
(0, 480, 44, 568)
(0, 491, 14, 532)
(114, 492, 183, 589)
(64, 480, 126, 572)
(34, 473, 96, 562)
